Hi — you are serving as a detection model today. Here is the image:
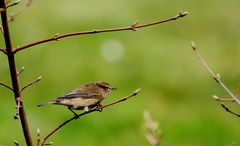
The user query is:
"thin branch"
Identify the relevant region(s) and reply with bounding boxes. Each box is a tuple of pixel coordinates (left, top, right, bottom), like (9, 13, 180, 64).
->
(8, 0, 32, 22)
(13, 11, 188, 54)
(40, 88, 141, 146)
(20, 76, 42, 92)
(191, 41, 240, 104)
(221, 103, 240, 117)
(212, 95, 235, 102)
(235, 80, 240, 97)
(14, 140, 20, 146)
(17, 66, 25, 77)
(0, 81, 13, 91)
(7, 0, 21, 9)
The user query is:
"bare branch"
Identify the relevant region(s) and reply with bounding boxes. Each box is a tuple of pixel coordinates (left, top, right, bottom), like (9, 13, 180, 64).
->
(191, 41, 240, 104)
(20, 76, 42, 92)
(17, 66, 25, 77)
(212, 95, 235, 102)
(6, 0, 21, 9)
(14, 140, 20, 146)
(0, 81, 13, 91)
(0, 1, 33, 145)
(221, 103, 240, 117)
(8, 0, 32, 22)
(13, 11, 188, 54)
(40, 88, 141, 146)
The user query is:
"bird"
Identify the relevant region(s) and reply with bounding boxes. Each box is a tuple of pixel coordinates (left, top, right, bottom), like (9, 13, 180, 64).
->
(37, 81, 116, 116)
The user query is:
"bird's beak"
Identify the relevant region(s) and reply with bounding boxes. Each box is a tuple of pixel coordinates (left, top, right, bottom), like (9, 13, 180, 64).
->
(111, 87, 117, 90)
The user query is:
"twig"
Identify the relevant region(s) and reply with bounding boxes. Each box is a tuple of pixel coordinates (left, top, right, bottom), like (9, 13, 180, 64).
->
(37, 128, 41, 146)
(17, 66, 25, 77)
(13, 11, 188, 54)
(8, 0, 32, 22)
(7, 0, 21, 9)
(20, 76, 42, 92)
(191, 41, 240, 104)
(0, 81, 13, 91)
(14, 140, 20, 146)
(40, 88, 141, 146)
(221, 103, 240, 117)
(212, 95, 235, 102)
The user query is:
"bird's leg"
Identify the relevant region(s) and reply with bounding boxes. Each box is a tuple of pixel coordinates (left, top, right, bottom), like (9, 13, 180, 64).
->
(68, 106, 78, 117)
(96, 103, 103, 112)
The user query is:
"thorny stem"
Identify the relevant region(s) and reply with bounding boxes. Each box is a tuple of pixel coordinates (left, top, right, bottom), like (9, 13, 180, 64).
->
(191, 41, 240, 104)
(40, 88, 141, 146)
(13, 11, 188, 54)
(0, 1, 33, 145)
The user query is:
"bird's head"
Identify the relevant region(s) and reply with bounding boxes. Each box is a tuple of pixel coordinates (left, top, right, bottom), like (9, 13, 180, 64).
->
(95, 81, 117, 94)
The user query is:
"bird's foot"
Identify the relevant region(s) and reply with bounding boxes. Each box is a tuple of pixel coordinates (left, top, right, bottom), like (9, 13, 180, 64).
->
(96, 104, 103, 112)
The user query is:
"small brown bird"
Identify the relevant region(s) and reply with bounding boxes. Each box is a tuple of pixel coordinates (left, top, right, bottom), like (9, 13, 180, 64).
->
(37, 81, 116, 116)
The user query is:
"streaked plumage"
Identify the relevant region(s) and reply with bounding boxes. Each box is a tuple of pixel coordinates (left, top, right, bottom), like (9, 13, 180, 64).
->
(38, 81, 115, 115)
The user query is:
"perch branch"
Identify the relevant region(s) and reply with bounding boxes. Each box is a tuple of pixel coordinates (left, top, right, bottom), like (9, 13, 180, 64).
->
(40, 88, 141, 146)
(0, 1, 33, 145)
(221, 103, 240, 117)
(0, 81, 13, 91)
(20, 76, 42, 92)
(13, 11, 188, 53)
(191, 41, 240, 104)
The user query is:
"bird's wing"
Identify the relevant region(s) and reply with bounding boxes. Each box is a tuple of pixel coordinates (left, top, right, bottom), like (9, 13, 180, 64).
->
(57, 90, 100, 100)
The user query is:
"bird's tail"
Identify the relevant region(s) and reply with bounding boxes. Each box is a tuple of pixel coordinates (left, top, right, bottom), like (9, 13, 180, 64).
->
(37, 100, 56, 107)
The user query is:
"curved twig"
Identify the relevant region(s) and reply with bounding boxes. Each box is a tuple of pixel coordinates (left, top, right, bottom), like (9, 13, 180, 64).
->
(40, 88, 141, 146)
(13, 11, 188, 54)
(221, 103, 240, 117)
(191, 41, 240, 104)
(20, 76, 42, 92)
(0, 81, 13, 91)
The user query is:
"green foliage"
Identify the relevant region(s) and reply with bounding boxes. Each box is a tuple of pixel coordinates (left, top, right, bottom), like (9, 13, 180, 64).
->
(0, 0, 240, 145)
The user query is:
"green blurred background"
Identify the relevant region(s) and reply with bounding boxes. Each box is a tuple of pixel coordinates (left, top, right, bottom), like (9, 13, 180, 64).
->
(1, 0, 240, 145)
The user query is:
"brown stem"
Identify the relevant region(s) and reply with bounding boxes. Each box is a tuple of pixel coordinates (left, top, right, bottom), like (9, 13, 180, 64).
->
(13, 11, 188, 54)
(0, 1, 33, 146)
(40, 88, 141, 146)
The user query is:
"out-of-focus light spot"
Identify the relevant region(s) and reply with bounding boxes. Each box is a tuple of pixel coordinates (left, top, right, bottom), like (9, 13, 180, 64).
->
(100, 39, 124, 63)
